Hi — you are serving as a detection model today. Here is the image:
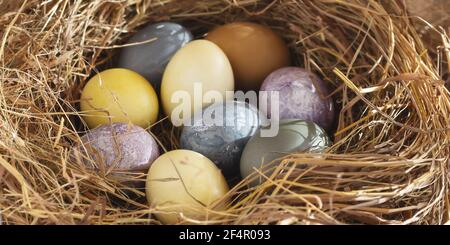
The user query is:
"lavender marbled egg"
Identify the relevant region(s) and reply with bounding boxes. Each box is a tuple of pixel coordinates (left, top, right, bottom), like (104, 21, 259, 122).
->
(118, 22, 193, 91)
(72, 123, 160, 171)
(180, 101, 261, 176)
(260, 67, 335, 130)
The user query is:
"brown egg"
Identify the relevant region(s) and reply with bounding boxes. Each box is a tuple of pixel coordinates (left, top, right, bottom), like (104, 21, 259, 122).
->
(206, 22, 290, 91)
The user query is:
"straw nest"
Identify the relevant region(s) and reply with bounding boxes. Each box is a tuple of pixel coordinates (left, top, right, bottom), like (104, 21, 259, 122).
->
(0, 0, 449, 225)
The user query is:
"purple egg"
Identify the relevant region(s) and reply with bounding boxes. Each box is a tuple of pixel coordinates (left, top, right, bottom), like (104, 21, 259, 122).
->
(72, 123, 160, 171)
(260, 67, 335, 130)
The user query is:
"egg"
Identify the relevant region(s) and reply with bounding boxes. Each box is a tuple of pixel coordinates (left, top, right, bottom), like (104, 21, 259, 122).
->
(146, 150, 229, 224)
(206, 22, 290, 91)
(240, 119, 331, 185)
(161, 40, 234, 125)
(118, 22, 193, 91)
(80, 68, 159, 129)
(180, 101, 261, 176)
(72, 123, 160, 171)
(260, 67, 335, 130)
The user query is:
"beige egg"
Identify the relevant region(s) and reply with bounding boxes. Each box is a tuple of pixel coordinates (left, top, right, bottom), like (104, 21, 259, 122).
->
(146, 150, 229, 224)
(161, 40, 234, 126)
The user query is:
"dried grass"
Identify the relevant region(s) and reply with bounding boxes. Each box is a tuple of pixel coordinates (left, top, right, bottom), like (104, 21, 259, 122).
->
(0, 0, 449, 224)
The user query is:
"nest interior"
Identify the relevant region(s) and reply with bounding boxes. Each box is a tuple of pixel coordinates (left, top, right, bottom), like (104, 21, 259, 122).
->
(0, 0, 449, 225)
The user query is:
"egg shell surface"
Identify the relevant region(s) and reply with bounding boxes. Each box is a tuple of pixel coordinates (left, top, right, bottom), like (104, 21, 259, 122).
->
(72, 123, 160, 171)
(80, 68, 159, 129)
(161, 40, 234, 126)
(260, 67, 335, 130)
(180, 101, 261, 176)
(146, 149, 229, 224)
(240, 119, 331, 185)
(118, 22, 193, 91)
(206, 22, 290, 91)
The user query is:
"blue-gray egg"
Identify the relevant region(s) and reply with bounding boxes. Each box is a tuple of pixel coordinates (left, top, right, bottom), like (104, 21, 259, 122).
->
(240, 119, 331, 186)
(118, 22, 193, 90)
(180, 101, 261, 176)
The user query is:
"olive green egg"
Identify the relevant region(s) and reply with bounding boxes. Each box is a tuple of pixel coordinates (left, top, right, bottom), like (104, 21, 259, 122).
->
(240, 119, 331, 186)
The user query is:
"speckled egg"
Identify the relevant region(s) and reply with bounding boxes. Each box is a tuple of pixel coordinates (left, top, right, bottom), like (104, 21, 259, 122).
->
(240, 119, 331, 185)
(118, 22, 193, 91)
(80, 68, 159, 129)
(206, 22, 290, 91)
(72, 123, 160, 171)
(180, 101, 261, 176)
(146, 150, 229, 224)
(260, 67, 335, 130)
(161, 40, 234, 126)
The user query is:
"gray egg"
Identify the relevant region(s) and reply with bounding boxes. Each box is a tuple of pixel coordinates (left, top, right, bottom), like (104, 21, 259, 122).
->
(72, 123, 160, 171)
(118, 22, 193, 91)
(180, 101, 261, 176)
(240, 119, 331, 185)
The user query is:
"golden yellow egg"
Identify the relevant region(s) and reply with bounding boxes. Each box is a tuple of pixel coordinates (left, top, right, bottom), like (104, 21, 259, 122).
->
(161, 40, 234, 126)
(206, 22, 290, 91)
(146, 149, 229, 224)
(80, 68, 159, 129)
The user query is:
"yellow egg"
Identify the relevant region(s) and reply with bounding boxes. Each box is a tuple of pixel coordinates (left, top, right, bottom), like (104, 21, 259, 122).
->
(161, 40, 234, 126)
(146, 149, 229, 224)
(80, 68, 159, 129)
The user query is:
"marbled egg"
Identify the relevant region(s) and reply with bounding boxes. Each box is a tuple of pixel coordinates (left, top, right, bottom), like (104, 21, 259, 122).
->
(72, 123, 160, 171)
(161, 40, 234, 125)
(240, 119, 331, 185)
(180, 101, 261, 176)
(146, 150, 229, 224)
(118, 22, 193, 90)
(80, 68, 159, 129)
(206, 22, 290, 91)
(260, 67, 335, 130)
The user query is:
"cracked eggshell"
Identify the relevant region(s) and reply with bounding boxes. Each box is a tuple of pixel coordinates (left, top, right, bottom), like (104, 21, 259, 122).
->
(118, 22, 193, 91)
(260, 67, 335, 130)
(72, 123, 160, 171)
(160, 40, 234, 125)
(240, 119, 331, 186)
(180, 101, 261, 176)
(80, 68, 159, 129)
(146, 150, 229, 224)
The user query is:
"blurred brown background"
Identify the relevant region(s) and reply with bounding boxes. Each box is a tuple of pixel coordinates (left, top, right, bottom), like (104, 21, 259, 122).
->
(405, 0, 449, 30)
(405, 0, 449, 86)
